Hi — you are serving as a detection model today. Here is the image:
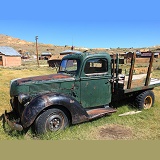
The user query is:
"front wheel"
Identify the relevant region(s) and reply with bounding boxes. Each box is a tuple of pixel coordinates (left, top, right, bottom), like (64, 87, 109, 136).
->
(34, 108, 69, 135)
(135, 90, 155, 110)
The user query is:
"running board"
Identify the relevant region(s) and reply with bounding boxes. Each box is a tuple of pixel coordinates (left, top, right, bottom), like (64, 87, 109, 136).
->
(86, 107, 117, 120)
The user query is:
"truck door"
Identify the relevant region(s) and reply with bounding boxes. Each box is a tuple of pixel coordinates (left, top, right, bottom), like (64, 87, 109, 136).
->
(80, 58, 111, 108)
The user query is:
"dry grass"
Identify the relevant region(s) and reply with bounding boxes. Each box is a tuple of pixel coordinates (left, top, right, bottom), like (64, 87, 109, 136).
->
(0, 60, 54, 114)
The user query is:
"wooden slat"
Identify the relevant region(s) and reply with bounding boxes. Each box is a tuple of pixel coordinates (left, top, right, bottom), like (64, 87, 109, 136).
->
(126, 58, 150, 64)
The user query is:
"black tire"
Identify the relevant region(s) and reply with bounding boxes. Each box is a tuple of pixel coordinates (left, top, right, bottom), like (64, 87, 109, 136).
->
(34, 108, 69, 135)
(135, 90, 155, 110)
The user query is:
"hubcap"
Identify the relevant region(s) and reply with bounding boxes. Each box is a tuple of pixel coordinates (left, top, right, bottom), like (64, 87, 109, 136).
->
(46, 114, 62, 131)
(144, 96, 152, 109)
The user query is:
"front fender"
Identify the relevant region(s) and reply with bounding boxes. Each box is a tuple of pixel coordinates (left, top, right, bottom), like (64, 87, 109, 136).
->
(21, 93, 89, 128)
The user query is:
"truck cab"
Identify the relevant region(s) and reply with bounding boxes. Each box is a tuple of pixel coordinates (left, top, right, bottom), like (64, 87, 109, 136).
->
(58, 52, 112, 108)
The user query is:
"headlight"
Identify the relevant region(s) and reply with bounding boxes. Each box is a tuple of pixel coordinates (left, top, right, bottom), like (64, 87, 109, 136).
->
(18, 94, 30, 105)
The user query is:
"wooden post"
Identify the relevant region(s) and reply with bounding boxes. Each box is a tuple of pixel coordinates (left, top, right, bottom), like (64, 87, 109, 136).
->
(127, 52, 136, 89)
(145, 53, 154, 86)
(35, 36, 39, 67)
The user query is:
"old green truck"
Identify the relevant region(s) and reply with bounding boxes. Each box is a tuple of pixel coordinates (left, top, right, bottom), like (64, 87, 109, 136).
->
(4, 51, 160, 134)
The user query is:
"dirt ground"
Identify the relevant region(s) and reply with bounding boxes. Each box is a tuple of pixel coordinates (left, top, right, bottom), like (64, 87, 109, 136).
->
(95, 124, 133, 140)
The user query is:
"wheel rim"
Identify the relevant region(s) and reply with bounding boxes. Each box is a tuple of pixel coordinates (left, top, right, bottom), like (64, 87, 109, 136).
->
(46, 114, 63, 131)
(144, 96, 152, 109)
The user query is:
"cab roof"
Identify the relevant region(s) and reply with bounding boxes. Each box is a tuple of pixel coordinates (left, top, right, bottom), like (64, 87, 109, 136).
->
(62, 52, 111, 62)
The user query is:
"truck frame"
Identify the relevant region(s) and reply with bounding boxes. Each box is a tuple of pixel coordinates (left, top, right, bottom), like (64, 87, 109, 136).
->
(4, 51, 160, 134)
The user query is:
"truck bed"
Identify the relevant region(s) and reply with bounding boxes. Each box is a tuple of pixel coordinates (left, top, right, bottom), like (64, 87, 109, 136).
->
(123, 77, 160, 93)
(119, 74, 160, 88)
(112, 52, 160, 94)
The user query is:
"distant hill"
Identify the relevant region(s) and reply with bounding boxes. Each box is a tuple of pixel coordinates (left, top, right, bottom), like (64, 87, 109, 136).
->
(0, 34, 160, 57)
(0, 34, 72, 56)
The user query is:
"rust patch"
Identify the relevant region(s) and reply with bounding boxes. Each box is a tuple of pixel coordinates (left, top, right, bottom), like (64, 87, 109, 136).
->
(99, 124, 133, 140)
(87, 108, 116, 119)
(41, 95, 53, 107)
(17, 74, 72, 85)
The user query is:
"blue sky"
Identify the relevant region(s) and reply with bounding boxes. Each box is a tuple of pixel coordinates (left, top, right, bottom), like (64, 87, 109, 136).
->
(0, 0, 160, 48)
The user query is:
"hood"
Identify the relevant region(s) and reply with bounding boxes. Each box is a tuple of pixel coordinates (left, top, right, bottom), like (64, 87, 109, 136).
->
(10, 73, 75, 97)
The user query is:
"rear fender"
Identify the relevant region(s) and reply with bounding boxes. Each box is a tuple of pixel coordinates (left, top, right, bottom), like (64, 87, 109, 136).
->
(21, 93, 89, 128)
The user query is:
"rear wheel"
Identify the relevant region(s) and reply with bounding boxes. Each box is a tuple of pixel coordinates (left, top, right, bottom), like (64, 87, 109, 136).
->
(34, 108, 69, 135)
(135, 90, 155, 110)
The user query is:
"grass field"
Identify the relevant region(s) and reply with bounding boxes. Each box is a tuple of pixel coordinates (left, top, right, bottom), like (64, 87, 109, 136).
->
(0, 59, 160, 140)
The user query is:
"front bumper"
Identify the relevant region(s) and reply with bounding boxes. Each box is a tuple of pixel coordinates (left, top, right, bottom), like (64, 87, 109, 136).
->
(4, 110, 23, 131)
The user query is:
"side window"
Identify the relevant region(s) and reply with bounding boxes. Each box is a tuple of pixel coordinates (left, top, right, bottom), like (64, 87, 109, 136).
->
(84, 58, 108, 74)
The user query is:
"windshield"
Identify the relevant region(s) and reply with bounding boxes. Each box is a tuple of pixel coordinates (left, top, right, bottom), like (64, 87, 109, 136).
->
(59, 59, 80, 76)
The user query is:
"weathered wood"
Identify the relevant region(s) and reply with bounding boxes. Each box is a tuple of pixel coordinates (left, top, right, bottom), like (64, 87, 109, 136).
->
(119, 111, 142, 116)
(145, 53, 154, 86)
(126, 58, 150, 64)
(136, 58, 150, 63)
(124, 74, 147, 89)
(127, 52, 136, 89)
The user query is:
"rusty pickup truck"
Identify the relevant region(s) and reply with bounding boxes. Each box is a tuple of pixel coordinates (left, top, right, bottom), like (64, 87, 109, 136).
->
(4, 51, 160, 134)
